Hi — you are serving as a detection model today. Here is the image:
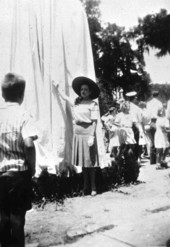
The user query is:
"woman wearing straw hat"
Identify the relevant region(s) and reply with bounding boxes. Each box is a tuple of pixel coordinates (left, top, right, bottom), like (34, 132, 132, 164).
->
(54, 76, 100, 196)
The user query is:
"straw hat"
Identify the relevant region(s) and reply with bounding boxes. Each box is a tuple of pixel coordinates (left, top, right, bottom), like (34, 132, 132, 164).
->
(72, 76, 100, 99)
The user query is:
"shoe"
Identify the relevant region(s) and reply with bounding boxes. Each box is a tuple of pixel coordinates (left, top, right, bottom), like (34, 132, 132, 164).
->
(83, 189, 91, 196)
(91, 190, 97, 196)
(160, 161, 168, 168)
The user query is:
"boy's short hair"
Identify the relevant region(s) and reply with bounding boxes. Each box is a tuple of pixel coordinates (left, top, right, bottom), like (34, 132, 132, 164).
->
(1, 73, 26, 102)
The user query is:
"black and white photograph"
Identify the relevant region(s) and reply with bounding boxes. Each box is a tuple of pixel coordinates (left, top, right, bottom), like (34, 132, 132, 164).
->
(0, 0, 170, 246)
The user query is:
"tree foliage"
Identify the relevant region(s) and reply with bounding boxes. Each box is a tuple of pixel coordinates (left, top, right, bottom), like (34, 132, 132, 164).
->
(80, 0, 154, 114)
(133, 9, 170, 57)
(151, 83, 170, 103)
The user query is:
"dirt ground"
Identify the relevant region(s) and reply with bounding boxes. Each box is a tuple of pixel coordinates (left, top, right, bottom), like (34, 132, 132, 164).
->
(25, 158, 170, 247)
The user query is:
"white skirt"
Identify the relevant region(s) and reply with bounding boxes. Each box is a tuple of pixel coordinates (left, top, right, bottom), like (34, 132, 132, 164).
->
(72, 123, 99, 168)
(155, 128, 169, 149)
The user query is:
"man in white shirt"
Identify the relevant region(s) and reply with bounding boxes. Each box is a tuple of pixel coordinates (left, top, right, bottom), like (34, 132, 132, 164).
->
(147, 90, 163, 164)
(147, 90, 163, 120)
(126, 91, 143, 161)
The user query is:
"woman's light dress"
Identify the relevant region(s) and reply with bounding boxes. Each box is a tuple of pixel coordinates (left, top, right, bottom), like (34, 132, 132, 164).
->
(155, 116, 169, 149)
(72, 100, 99, 168)
(114, 112, 136, 145)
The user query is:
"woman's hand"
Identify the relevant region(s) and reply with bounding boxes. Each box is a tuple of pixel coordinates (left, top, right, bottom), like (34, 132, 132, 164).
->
(88, 136, 94, 147)
(52, 81, 74, 106)
(52, 80, 61, 96)
(52, 80, 59, 89)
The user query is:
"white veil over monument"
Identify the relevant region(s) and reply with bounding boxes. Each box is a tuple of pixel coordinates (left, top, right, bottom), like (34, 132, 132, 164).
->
(0, 0, 106, 176)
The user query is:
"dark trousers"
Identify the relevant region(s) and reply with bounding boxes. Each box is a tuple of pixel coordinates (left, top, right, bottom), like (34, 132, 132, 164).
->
(0, 171, 32, 247)
(149, 125, 156, 164)
(132, 125, 140, 161)
(0, 209, 26, 247)
(83, 168, 96, 194)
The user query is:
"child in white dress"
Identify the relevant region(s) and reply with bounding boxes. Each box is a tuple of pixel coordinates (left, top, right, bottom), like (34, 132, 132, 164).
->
(155, 108, 169, 166)
(104, 107, 120, 160)
(114, 101, 136, 145)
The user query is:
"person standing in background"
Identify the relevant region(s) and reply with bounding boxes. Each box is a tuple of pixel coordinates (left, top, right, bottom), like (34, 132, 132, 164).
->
(54, 77, 100, 196)
(101, 107, 117, 153)
(114, 101, 136, 146)
(165, 100, 170, 154)
(101, 107, 115, 153)
(125, 91, 143, 162)
(138, 101, 150, 158)
(105, 106, 120, 161)
(147, 90, 163, 164)
(155, 107, 169, 167)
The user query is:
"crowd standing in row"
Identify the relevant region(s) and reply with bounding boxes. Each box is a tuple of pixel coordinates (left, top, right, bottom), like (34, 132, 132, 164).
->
(1, 71, 170, 246)
(101, 90, 170, 168)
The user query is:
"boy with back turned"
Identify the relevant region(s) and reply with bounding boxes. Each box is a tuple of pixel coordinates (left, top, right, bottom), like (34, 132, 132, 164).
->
(0, 73, 37, 246)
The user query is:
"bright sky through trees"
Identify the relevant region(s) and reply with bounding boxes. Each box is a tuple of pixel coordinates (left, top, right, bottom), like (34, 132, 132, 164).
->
(100, 0, 170, 84)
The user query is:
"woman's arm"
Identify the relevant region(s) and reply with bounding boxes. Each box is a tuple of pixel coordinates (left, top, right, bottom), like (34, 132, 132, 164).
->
(52, 80, 74, 106)
(91, 120, 97, 136)
(88, 102, 99, 146)
(88, 120, 97, 147)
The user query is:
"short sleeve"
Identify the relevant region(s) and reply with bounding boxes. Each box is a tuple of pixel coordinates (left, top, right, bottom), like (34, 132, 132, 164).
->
(130, 107, 141, 123)
(132, 114, 138, 123)
(151, 101, 163, 119)
(90, 101, 99, 120)
(165, 118, 169, 128)
(21, 112, 38, 140)
(166, 101, 170, 119)
(114, 113, 121, 125)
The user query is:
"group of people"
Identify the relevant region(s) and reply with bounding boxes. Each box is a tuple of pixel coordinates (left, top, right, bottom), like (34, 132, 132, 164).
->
(1, 71, 170, 246)
(102, 90, 170, 169)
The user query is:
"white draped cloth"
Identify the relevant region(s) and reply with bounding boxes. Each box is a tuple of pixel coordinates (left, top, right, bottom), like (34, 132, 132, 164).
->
(0, 0, 105, 176)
